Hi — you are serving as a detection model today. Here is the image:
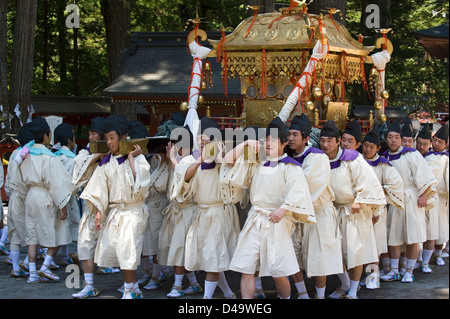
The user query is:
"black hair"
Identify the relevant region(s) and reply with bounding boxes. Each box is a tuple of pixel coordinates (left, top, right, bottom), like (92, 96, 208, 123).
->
(34, 130, 51, 144)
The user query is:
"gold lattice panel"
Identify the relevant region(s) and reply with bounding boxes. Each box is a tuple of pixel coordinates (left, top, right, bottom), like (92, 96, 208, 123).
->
(223, 51, 364, 84)
(243, 99, 285, 127)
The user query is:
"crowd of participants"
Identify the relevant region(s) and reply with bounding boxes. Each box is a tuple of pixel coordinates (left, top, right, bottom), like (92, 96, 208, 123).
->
(0, 112, 448, 299)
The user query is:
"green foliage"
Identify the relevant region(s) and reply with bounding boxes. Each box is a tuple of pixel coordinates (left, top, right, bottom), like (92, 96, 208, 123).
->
(345, 0, 449, 115)
(386, 0, 449, 115)
(4, 0, 448, 118)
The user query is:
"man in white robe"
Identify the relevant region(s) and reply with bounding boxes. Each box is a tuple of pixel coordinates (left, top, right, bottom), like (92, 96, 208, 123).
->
(71, 117, 106, 299)
(223, 117, 316, 299)
(5, 124, 34, 277)
(426, 124, 449, 267)
(320, 120, 386, 299)
(81, 115, 151, 299)
(159, 125, 200, 298)
(171, 117, 240, 299)
(15, 116, 74, 284)
(362, 128, 404, 288)
(124, 121, 171, 290)
(415, 124, 440, 273)
(287, 114, 343, 299)
(53, 122, 80, 264)
(380, 121, 437, 283)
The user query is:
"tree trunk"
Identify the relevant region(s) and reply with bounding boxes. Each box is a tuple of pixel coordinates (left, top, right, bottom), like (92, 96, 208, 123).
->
(101, 0, 131, 84)
(42, 0, 49, 85)
(9, 0, 38, 129)
(0, 0, 8, 129)
(57, 1, 68, 93)
(73, 27, 79, 96)
(308, 0, 347, 26)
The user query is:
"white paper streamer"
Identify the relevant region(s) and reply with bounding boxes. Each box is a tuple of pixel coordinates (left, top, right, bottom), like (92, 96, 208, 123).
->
(278, 40, 329, 123)
(184, 41, 211, 149)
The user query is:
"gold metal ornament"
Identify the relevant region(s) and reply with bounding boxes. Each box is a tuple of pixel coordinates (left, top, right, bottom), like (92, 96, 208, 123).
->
(380, 90, 389, 99)
(201, 81, 207, 90)
(180, 101, 188, 111)
(198, 95, 205, 104)
(379, 113, 387, 123)
(305, 101, 315, 111)
(373, 101, 382, 110)
(312, 86, 323, 99)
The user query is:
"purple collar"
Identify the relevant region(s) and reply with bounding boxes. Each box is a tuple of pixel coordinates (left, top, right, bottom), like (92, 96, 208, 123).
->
(98, 153, 127, 167)
(293, 147, 324, 166)
(365, 156, 392, 167)
(381, 147, 416, 161)
(263, 155, 301, 167)
(330, 149, 359, 170)
(425, 150, 449, 157)
(192, 149, 216, 170)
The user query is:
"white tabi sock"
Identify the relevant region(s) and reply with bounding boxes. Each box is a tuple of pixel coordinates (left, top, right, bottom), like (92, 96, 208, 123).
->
(186, 272, 198, 285)
(174, 274, 184, 287)
(0, 226, 8, 242)
(42, 255, 53, 270)
(84, 273, 94, 289)
(422, 249, 433, 264)
(389, 259, 399, 272)
(10, 250, 21, 271)
(218, 272, 234, 298)
(347, 280, 360, 298)
(124, 282, 133, 292)
(294, 281, 308, 295)
(337, 271, 350, 290)
(203, 280, 218, 299)
(406, 259, 416, 271)
(29, 262, 37, 277)
(315, 286, 326, 298)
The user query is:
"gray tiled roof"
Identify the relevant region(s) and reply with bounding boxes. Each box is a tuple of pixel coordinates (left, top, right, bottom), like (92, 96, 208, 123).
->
(103, 31, 241, 99)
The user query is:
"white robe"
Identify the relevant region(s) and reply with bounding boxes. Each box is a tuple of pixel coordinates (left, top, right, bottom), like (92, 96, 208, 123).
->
(171, 154, 240, 273)
(382, 147, 437, 246)
(224, 153, 316, 278)
(5, 148, 28, 251)
(158, 163, 196, 267)
(57, 146, 80, 241)
(17, 144, 74, 247)
(330, 148, 386, 270)
(142, 154, 170, 257)
(293, 147, 344, 277)
(81, 154, 150, 270)
(73, 148, 101, 261)
(365, 154, 404, 256)
(424, 151, 449, 245)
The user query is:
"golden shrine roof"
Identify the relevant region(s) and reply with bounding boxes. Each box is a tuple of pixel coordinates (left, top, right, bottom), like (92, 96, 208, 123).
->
(209, 11, 374, 57)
